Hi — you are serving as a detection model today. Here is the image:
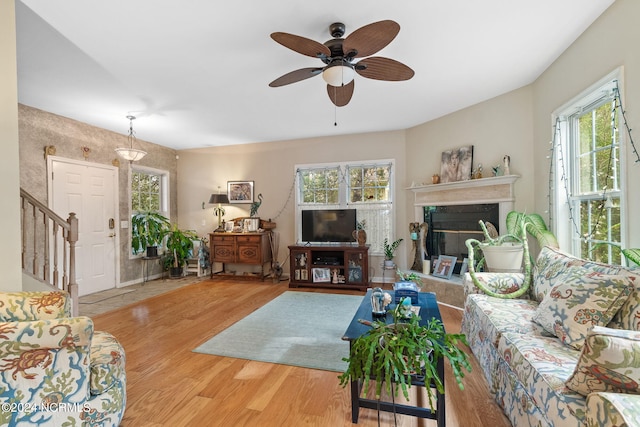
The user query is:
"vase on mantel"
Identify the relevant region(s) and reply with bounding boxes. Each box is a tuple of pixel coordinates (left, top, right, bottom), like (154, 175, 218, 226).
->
(352, 229, 367, 246)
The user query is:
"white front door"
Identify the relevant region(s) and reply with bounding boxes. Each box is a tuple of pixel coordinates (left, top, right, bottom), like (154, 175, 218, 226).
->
(49, 157, 118, 296)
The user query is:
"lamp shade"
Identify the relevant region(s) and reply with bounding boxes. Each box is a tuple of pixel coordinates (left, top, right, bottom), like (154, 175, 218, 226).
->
(209, 193, 229, 204)
(322, 64, 355, 87)
(115, 147, 147, 162)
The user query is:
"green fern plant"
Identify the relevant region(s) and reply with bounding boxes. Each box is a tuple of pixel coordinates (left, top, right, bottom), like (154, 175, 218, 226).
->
(339, 303, 471, 411)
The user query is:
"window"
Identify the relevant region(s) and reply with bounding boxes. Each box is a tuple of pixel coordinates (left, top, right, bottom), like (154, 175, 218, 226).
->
(296, 160, 394, 254)
(131, 166, 170, 255)
(553, 72, 625, 264)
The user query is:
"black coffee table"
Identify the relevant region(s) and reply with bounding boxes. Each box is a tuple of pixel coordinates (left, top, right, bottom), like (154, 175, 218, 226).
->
(342, 290, 445, 426)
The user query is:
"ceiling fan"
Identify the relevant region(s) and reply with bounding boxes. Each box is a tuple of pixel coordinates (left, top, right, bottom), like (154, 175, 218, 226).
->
(269, 20, 414, 107)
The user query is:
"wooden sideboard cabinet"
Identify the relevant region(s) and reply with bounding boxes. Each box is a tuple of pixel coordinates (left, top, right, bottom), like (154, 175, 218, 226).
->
(288, 244, 369, 291)
(209, 232, 272, 280)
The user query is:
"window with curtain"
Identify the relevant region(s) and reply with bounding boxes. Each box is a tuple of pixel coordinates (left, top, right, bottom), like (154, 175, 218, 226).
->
(554, 73, 625, 264)
(296, 160, 394, 255)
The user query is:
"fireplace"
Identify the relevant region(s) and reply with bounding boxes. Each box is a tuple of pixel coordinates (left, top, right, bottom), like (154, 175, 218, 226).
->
(424, 204, 499, 274)
(409, 175, 519, 274)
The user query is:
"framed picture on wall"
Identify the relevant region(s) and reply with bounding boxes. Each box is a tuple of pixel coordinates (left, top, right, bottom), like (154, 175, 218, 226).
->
(432, 255, 457, 279)
(227, 181, 254, 203)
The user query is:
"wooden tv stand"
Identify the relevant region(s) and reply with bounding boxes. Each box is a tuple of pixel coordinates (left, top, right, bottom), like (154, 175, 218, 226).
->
(288, 244, 369, 291)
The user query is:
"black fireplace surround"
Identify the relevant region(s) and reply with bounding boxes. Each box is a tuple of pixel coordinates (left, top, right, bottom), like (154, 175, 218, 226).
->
(424, 204, 499, 274)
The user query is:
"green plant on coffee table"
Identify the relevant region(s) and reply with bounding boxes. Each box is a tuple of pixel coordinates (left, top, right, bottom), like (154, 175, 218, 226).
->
(396, 269, 422, 286)
(339, 302, 471, 412)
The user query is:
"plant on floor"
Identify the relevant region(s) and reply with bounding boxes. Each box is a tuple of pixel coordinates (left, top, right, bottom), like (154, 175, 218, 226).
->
(131, 211, 170, 256)
(339, 302, 471, 415)
(163, 224, 198, 276)
(383, 237, 403, 264)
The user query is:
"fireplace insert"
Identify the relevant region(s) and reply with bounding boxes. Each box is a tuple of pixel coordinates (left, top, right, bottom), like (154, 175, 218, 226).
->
(423, 204, 499, 274)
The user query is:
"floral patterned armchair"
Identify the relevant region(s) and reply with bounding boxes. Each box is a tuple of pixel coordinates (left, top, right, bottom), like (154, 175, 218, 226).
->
(0, 291, 126, 426)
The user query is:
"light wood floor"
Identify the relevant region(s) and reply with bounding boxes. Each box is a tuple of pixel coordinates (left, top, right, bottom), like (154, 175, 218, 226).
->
(92, 279, 511, 427)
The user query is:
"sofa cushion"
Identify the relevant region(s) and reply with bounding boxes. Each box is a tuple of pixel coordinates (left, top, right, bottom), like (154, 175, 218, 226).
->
(464, 293, 548, 347)
(497, 332, 585, 426)
(585, 392, 640, 427)
(533, 247, 640, 332)
(90, 331, 126, 395)
(532, 272, 633, 350)
(0, 291, 71, 321)
(463, 272, 527, 298)
(565, 326, 640, 396)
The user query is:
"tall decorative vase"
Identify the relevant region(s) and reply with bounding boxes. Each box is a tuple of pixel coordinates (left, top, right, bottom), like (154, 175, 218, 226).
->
(352, 229, 367, 246)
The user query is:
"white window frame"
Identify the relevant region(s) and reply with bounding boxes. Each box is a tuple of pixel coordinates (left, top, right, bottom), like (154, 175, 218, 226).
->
(129, 165, 170, 258)
(295, 159, 395, 256)
(552, 68, 627, 262)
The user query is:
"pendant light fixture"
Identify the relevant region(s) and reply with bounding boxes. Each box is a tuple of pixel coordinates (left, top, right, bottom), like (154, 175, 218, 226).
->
(115, 115, 147, 162)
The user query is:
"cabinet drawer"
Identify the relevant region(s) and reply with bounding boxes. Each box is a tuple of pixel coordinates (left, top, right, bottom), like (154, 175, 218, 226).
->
(236, 235, 261, 243)
(212, 235, 235, 242)
(213, 245, 235, 262)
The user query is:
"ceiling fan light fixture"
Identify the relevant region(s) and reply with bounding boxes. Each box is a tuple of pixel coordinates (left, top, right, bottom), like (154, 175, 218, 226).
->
(115, 115, 147, 162)
(322, 63, 355, 87)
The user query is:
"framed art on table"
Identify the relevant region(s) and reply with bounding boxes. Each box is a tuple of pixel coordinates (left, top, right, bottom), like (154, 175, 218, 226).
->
(227, 181, 254, 203)
(432, 255, 457, 279)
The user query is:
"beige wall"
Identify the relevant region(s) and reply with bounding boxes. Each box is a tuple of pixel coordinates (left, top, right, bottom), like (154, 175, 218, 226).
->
(18, 105, 179, 285)
(0, 0, 22, 291)
(532, 0, 640, 248)
(405, 86, 534, 214)
(177, 131, 408, 278)
(8, 0, 638, 293)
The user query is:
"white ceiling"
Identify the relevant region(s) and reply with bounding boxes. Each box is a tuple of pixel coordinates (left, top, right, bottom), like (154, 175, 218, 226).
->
(15, 0, 615, 150)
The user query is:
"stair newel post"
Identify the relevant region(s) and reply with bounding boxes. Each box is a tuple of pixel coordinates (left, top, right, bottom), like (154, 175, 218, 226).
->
(67, 212, 79, 316)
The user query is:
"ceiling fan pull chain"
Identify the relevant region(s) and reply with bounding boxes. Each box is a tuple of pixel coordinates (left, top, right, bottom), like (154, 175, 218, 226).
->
(334, 87, 338, 126)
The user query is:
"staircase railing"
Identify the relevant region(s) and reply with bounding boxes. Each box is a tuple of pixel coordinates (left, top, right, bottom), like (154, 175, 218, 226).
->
(20, 188, 79, 315)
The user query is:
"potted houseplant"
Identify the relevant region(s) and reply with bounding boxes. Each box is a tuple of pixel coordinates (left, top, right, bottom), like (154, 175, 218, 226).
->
(338, 302, 472, 419)
(163, 224, 198, 278)
(465, 210, 558, 298)
(623, 248, 640, 266)
(131, 211, 170, 257)
(383, 237, 403, 268)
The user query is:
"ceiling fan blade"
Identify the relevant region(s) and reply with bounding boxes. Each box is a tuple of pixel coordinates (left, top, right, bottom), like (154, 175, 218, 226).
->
(271, 32, 331, 58)
(355, 57, 414, 81)
(269, 68, 323, 87)
(342, 20, 400, 58)
(327, 81, 355, 107)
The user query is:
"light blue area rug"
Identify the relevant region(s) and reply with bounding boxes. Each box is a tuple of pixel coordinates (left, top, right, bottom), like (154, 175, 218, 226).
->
(193, 291, 364, 372)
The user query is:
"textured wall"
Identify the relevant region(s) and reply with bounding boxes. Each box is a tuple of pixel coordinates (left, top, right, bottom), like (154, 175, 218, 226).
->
(18, 104, 178, 285)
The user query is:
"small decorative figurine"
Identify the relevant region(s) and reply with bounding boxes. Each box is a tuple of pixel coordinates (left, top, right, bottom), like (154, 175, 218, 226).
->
(503, 155, 511, 175)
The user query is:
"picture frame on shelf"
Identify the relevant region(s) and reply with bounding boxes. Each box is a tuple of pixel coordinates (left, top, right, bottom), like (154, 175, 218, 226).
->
(439, 145, 473, 183)
(227, 181, 254, 203)
(458, 257, 469, 276)
(312, 267, 331, 283)
(432, 255, 457, 279)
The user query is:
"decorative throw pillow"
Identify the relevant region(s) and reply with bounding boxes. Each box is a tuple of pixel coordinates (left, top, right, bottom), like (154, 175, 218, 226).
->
(566, 326, 640, 396)
(532, 272, 633, 350)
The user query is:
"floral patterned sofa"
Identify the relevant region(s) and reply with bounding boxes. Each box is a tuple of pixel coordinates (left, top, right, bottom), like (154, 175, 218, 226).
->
(461, 246, 640, 427)
(0, 291, 126, 426)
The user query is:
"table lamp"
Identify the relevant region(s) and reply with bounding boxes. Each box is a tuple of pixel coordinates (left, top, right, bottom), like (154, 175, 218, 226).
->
(209, 190, 229, 232)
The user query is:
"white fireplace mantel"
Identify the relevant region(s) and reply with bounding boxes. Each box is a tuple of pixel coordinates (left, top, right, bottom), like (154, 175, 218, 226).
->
(408, 175, 520, 230)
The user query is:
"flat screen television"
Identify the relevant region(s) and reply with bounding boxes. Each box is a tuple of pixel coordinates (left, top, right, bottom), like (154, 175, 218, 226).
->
(301, 209, 357, 243)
